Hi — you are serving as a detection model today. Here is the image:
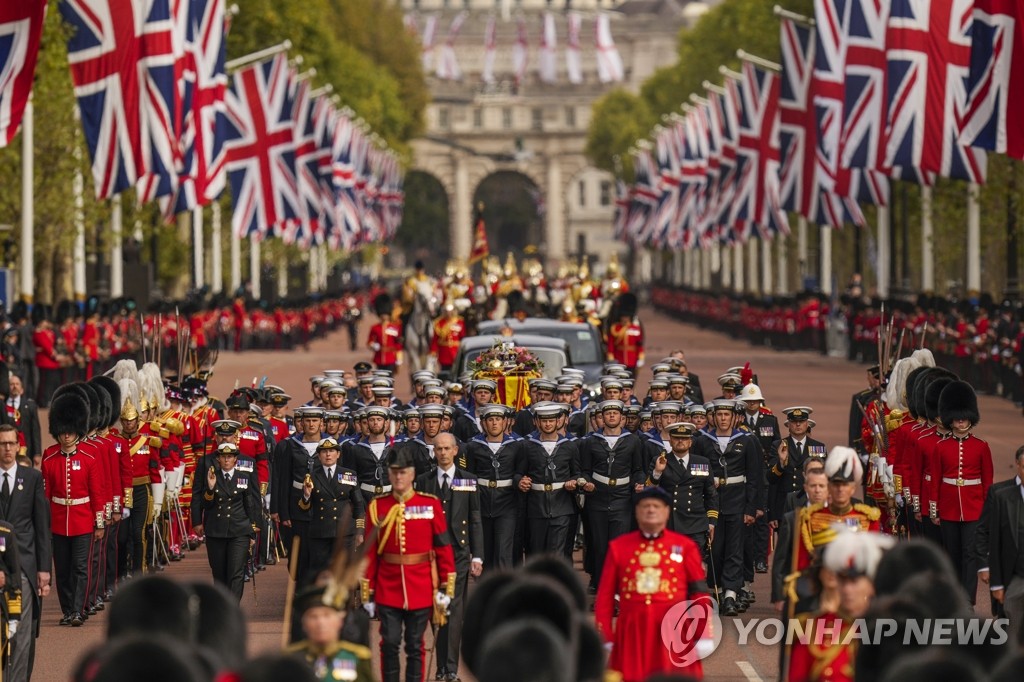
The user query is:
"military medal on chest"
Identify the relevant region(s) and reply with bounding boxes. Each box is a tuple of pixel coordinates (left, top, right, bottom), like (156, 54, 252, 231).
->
(635, 545, 662, 594)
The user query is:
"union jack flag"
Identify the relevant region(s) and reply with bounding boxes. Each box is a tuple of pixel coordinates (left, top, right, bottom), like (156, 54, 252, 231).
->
(330, 113, 362, 249)
(222, 54, 299, 240)
(613, 179, 632, 242)
(885, 0, 986, 183)
(836, 0, 890, 174)
(962, 0, 1024, 160)
(712, 79, 741, 243)
(697, 90, 724, 246)
(626, 148, 660, 246)
(288, 78, 326, 248)
(163, 0, 229, 215)
(732, 62, 789, 240)
(0, 0, 47, 147)
(61, 0, 177, 199)
(673, 109, 709, 250)
(649, 126, 681, 249)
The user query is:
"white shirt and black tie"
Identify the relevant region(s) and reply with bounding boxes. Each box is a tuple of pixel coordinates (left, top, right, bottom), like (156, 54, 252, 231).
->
(438, 465, 455, 501)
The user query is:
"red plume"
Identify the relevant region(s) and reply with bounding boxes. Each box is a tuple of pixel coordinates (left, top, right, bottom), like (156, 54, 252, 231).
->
(740, 362, 753, 386)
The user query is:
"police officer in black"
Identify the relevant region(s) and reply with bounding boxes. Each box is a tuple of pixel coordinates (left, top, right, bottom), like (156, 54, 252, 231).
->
(650, 421, 718, 552)
(515, 401, 582, 560)
(690, 399, 761, 616)
(579, 400, 646, 590)
(299, 438, 365, 578)
(195, 443, 261, 601)
(463, 403, 522, 570)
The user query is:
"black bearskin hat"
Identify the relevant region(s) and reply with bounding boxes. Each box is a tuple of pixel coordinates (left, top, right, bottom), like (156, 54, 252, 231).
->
(506, 289, 527, 314)
(904, 366, 932, 419)
(938, 380, 980, 429)
(30, 304, 49, 326)
(90, 376, 122, 429)
(924, 375, 955, 423)
(48, 392, 90, 439)
(373, 293, 392, 317)
(617, 292, 638, 319)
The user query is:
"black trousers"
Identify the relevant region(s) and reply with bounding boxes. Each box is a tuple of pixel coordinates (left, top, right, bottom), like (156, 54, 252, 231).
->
(940, 520, 980, 605)
(585, 502, 632, 586)
(104, 518, 119, 591)
(129, 484, 151, 572)
(743, 515, 770, 582)
(206, 535, 250, 601)
(527, 515, 573, 559)
(52, 533, 92, 616)
(482, 513, 516, 570)
(86, 525, 104, 606)
(306, 536, 337, 583)
(710, 513, 744, 593)
(435, 556, 470, 675)
(286, 519, 310, 585)
(378, 605, 430, 682)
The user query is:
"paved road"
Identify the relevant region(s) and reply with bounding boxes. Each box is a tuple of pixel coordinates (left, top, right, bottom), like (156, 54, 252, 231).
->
(31, 308, 1023, 681)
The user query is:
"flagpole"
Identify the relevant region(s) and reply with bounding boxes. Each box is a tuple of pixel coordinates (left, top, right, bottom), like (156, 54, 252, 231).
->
(212, 202, 223, 294)
(230, 227, 241, 295)
(110, 195, 124, 297)
(967, 183, 981, 294)
(225, 40, 292, 72)
(772, 5, 816, 27)
(736, 50, 781, 72)
(876, 206, 890, 298)
(777, 235, 788, 295)
(193, 207, 205, 290)
(820, 225, 833, 296)
(72, 107, 87, 305)
(277, 251, 287, 299)
(920, 186, 934, 292)
(761, 238, 772, 294)
(797, 215, 808, 281)
(19, 96, 33, 304)
(250, 239, 262, 299)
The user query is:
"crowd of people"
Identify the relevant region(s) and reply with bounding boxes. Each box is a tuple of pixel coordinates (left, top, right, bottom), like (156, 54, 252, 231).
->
(3, 260, 1024, 682)
(651, 286, 1024, 411)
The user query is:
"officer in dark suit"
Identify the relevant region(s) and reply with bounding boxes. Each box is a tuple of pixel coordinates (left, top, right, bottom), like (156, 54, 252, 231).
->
(415, 432, 482, 682)
(767, 407, 827, 526)
(271, 406, 327, 578)
(579, 400, 646, 589)
(8, 374, 42, 464)
(299, 438, 365, 579)
(194, 443, 261, 601)
(0, 423, 49, 680)
(462, 403, 521, 570)
(690, 399, 761, 616)
(981, 445, 1024, 639)
(650, 421, 718, 551)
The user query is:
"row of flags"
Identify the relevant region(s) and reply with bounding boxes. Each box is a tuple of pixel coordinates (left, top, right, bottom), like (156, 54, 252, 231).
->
(615, 0, 1024, 252)
(407, 11, 624, 85)
(0, 0, 401, 250)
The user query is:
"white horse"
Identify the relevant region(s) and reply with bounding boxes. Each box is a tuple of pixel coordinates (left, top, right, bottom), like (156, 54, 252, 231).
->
(404, 281, 438, 376)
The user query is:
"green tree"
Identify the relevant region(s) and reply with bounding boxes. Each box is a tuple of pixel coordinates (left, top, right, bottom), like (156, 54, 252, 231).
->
(585, 89, 653, 179)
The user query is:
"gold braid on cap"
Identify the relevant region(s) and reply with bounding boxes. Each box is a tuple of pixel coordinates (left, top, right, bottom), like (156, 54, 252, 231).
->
(121, 397, 139, 421)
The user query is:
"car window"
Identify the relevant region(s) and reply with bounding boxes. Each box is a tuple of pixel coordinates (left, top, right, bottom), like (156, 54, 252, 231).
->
(543, 329, 602, 364)
(460, 348, 567, 380)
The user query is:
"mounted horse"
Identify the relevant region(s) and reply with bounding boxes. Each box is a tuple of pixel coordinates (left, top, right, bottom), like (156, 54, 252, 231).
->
(402, 279, 439, 376)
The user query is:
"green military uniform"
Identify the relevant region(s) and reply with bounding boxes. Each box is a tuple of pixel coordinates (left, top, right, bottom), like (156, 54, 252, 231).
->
(286, 639, 374, 682)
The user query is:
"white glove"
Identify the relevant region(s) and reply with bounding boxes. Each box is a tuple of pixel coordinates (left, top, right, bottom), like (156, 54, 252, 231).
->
(121, 508, 130, 520)
(370, 342, 381, 351)
(8, 620, 17, 637)
(263, 493, 271, 510)
(363, 602, 376, 618)
(696, 638, 716, 658)
(603, 641, 613, 653)
(435, 591, 451, 609)
(151, 481, 166, 516)
(174, 464, 186, 495)
(636, 358, 645, 368)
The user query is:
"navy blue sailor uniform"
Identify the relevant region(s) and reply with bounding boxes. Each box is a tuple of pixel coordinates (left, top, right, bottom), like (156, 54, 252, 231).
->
(462, 433, 522, 570)
(515, 432, 580, 560)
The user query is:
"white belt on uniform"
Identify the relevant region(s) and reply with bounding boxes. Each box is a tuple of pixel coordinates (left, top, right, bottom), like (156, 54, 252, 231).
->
(941, 477, 981, 487)
(292, 480, 305, 490)
(51, 496, 90, 506)
(718, 475, 747, 485)
(531, 482, 567, 492)
(360, 483, 392, 494)
(592, 473, 625, 487)
(478, 478, 513, 489)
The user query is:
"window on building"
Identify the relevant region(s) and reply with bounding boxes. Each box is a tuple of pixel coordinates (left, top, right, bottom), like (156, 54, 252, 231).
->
(473, 108, 483, 129)
(600, 180, 612, 207)
(502, 107, 513, 129)
(532, 107, 543, 131)
(565, 106, 576, 128)
(578, 180, 587, 207)
(438, 107, 450, 129)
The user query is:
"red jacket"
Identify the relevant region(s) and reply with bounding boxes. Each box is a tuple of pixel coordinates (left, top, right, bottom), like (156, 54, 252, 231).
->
(33, 328, 61, 370)
(124, 432, 162, 487)
(928, 433, 993, 522)
(41, 443, 107, 537)
(595, 529, 708, 682)
(430, 317, 465, 368)
(238, 423, 269, 489)
(606, 321, 644, 368)
(367, 321, 403, 367)
(364, 491, 455, 611)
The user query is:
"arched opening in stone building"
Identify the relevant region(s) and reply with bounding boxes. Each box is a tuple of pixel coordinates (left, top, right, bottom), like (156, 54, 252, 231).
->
(472, 170, 544, 256)
(396, 170, 451, 270)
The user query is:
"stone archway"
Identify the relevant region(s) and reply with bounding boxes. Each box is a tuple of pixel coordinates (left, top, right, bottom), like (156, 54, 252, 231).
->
(396, 170, 451, 270)
(472, 170, 544, 256)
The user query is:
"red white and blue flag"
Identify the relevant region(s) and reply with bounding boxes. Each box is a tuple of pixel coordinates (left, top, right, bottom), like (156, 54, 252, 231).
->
(0, 0, 47, 147)
(61, 0, 177, 199)
(222, 54, 299, 240)
(962, 0, 1024, 160)
(885, 0, 986, 183)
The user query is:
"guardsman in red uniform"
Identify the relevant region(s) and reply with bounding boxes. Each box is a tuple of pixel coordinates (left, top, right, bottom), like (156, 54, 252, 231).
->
(362, 444, 456, 682)
(928, 380, 992, 605)
(595, 486, 712, 682)
(787, 528, 894, 682)
(41, 392, 106, 627)
(429, 303, 465, 373)
(91, 375, 132, 601)
(117, 391, 161, 577)
(32, 306, 65, 407)
(367, 293, 404, 373)
(605, 292, 644, 371)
